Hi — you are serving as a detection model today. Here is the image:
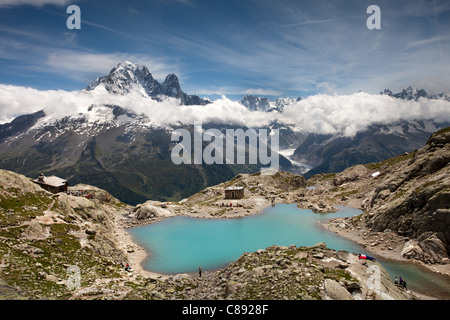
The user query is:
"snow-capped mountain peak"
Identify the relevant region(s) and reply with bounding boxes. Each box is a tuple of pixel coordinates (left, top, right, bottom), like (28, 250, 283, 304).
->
(85, 62, 158, 95)
(240, 95, 299, 112)
(380, 86, 450, 101)
(85, 61, 210, 105)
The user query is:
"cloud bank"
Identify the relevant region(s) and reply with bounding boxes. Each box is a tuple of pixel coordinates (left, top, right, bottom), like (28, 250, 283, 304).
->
(0, 84, 449, 137)
(281, 93, 450, 137)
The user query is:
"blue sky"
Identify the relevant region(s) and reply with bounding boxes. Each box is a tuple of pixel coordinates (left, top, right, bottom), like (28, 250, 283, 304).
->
(0, 0, 449, 100)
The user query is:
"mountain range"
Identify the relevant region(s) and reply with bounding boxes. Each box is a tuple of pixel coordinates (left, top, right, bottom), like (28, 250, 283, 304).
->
(240, 87, 450, 178)
(380, 87, 450, 101)
(0, 61, 449, 204)
(0, 107, 266, 205)
(292, 120, 444, 179)
(241, 86, 450, 112)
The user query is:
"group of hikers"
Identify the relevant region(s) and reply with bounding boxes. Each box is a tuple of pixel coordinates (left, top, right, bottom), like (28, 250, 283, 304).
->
(395, 276, 407, 290)
(359, 253, 408, 290)
(67, 189, 93, 199)
(220, 202, 243, 207)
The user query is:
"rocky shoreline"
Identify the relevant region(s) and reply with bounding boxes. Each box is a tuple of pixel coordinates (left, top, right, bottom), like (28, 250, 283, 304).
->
(322, 214, 450, 279)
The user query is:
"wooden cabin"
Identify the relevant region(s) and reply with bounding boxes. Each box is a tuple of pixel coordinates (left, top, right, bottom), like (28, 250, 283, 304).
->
(33, 173, 68, 194)
(224, 186, 244, 199)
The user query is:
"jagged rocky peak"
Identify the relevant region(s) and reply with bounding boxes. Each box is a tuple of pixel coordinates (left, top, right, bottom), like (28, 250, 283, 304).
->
(274, 97, 297, 109)
(398, 86, 428, 100)
(380, 86, 427, 100)
(163, 73, 179, 84)
(110, 60, 148, 75)
(381, 89, 394, 96)
(162, 73, 182, 97)
(110, 61, 155, 86)
(240, 95, 271, 111)
(380, 86, 450, 101)
(85, 61, 210, 105)
(85, 61, 157, 95)
(240, 95, 301, 112)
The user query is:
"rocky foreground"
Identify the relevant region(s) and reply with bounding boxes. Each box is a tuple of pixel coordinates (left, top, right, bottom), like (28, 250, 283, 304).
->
(0, 168, 415, 300)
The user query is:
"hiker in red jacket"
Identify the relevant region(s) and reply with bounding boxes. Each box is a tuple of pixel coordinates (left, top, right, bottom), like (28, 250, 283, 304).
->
(358, 254, 376, 261)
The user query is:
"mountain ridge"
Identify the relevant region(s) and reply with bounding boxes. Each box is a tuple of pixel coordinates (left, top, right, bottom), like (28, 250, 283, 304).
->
(295, 119, 448, 179)
(239, 85, 450, 113)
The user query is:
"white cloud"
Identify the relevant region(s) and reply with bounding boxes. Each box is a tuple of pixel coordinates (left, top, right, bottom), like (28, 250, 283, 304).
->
(0, 85, 275, 127)
(0, 85, 449, 138)
(281, 92, 450, 136)
(0, 0, 71, 7)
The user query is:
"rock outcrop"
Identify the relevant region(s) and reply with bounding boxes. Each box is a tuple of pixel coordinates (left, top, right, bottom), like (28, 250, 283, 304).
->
(117, 244, 414, 300)
(132, 201, 175, 220)
(333, 164, 370, 186)
(309, 127, 450, 266)
(363, 128, 450, 264)
(200, 243, 409, 300)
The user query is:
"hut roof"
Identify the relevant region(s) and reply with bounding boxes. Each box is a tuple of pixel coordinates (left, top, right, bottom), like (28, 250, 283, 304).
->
(225, 186, 244, 191)
(34, 175, 67, 188)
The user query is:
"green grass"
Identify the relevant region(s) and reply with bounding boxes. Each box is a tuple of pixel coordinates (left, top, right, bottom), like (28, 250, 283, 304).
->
(0, 189, 53, 227)
(364, 152, 415, 170)
(434, 127, 450, 136)
(337, 189, 359, 197)
(0, 187, 124, 299)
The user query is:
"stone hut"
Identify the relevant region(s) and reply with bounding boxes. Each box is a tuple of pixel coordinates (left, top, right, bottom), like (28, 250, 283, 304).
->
(33, 173, 68, 194)
(224, 186, 244, 199)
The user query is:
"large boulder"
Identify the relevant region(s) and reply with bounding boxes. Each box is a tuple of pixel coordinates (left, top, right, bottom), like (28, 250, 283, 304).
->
(323, 279, 353, 300)
(21, 222, 49, 240)
(427, 128, 450, 148)
(134, 202, 174, 220)
(333, 165, 369, 186)
(401, 232, 449, 264)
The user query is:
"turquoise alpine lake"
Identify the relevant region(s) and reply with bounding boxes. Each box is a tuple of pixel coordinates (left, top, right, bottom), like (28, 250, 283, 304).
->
(129, 203, 450, 299)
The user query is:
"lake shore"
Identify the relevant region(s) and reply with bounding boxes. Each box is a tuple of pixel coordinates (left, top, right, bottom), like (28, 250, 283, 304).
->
(115, 170, 450, 300)
(117, 196, 274, 279)
(321, 213, 450, 280)
(117, 197, 450, 300)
